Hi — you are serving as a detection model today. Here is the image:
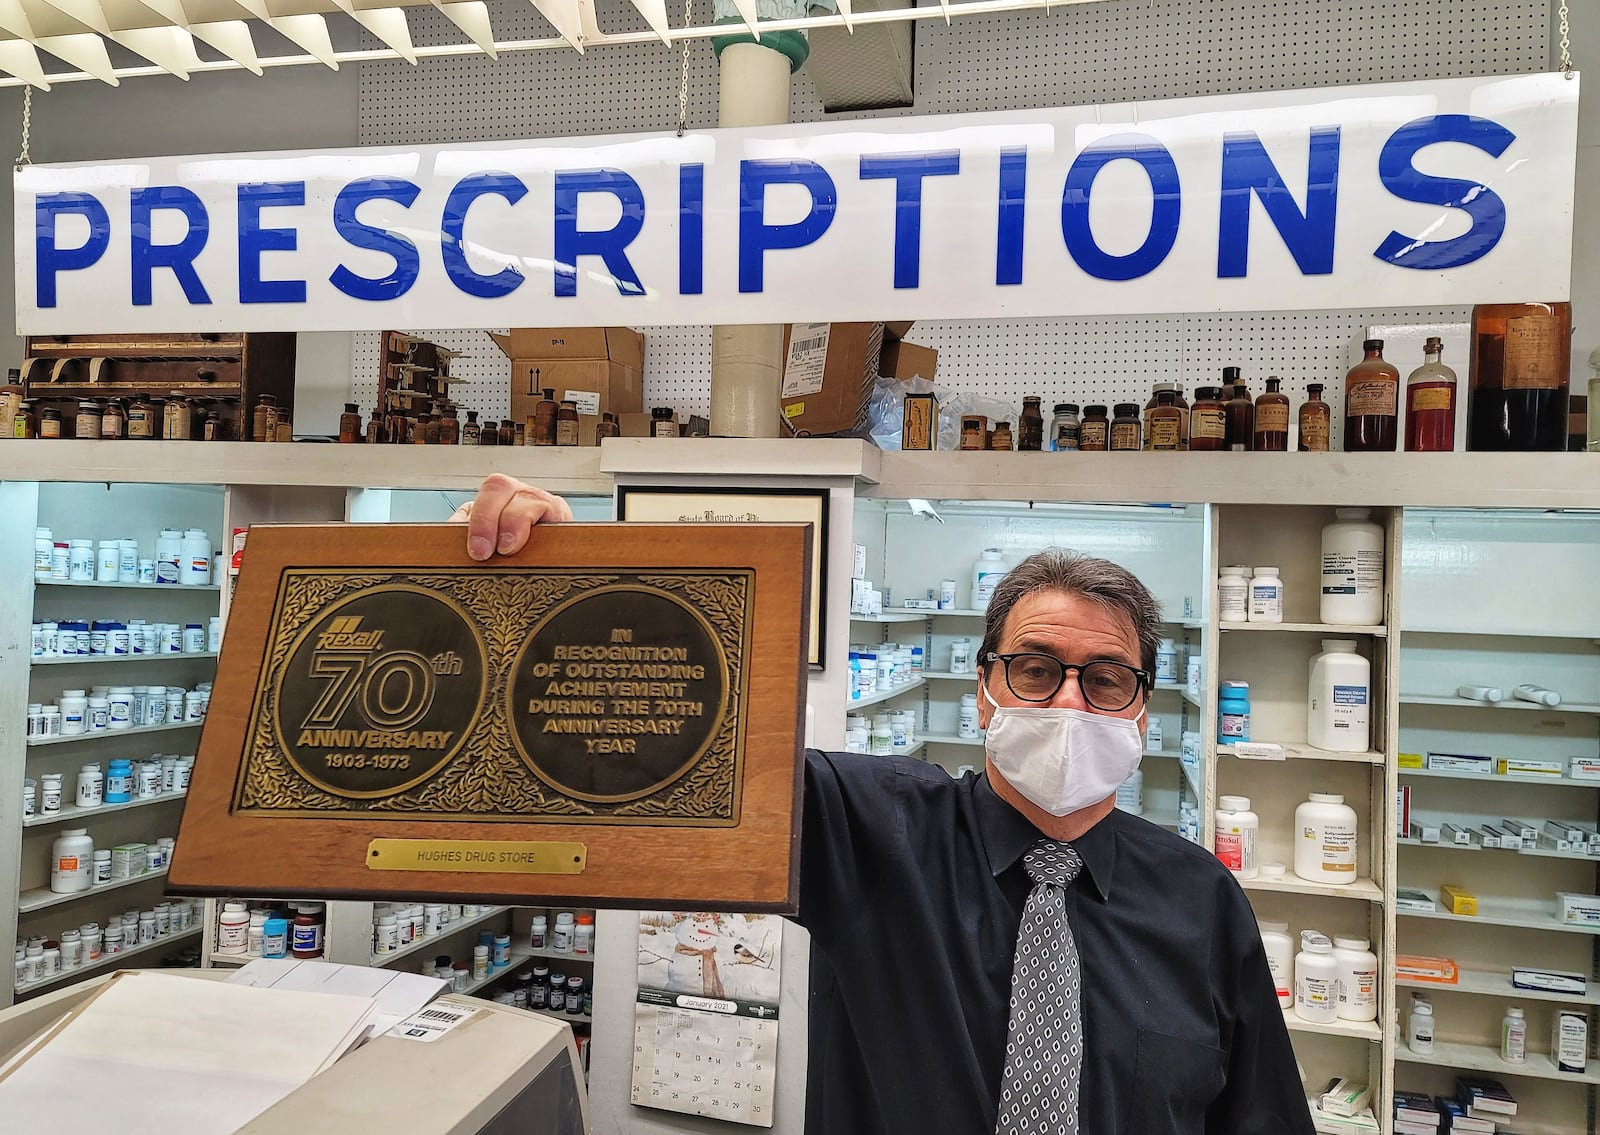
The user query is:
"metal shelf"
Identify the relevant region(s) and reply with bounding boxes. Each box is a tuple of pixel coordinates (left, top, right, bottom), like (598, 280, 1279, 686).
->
(27, 720, 202, 748)
(1281, 1007, 1382, 1042)
(35, 579, 221, 592)
(1400, 694, 1600, 716)
(1240, 875, 1384, 902)
(1395, 968, 1600, 1007)
(14, 928, 202, 999)
(1396, 1041, 1600, 1086)
(32, 652, 217, 666)
(1399, 766, 1600, 790)
(23, 791, 185, 828)
(847, 677, 926, 709)
(19, 866, 170, 913)
(1219, 621, 1387, 636)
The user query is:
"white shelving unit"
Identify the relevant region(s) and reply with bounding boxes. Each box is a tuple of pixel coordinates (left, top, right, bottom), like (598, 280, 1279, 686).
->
(5, 480, 223, 1009)
(1395, 970, 1600, 1008)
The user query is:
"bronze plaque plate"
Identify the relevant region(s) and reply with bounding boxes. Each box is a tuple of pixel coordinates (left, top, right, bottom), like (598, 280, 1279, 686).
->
(169, 522, 811, 911)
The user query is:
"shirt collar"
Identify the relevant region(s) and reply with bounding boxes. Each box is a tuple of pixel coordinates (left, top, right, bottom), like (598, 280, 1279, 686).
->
(972, 772, 1116, 902)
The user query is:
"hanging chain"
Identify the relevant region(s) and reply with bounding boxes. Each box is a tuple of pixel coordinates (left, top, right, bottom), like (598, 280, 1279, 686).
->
(676, 0, 692, 136)
(15, 85, 31, 168)
(1559, 0, 1573, 78)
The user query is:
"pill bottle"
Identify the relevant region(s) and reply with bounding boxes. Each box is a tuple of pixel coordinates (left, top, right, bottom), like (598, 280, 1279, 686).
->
(1154, 638, 1178, 683)
(118, 538, 139, 582)
(1217, 565, 1249, 622)
(958, 693, 980, 739)
(574, 912, 595, 955)
(950, 637, 973, 674)
(1294, 793, 1358, 884)
(1308, 639, 1370, 753)
(50, 829, 94, 894)
(1293, 931, 1338, 1023)
(1213, 795, 1259, 879)
(263, 917, 290, 959)
(493, 933, 511, 968)
(34, 527, 52, 580)
(553, 911, 575, 952)
(1331, 936, 1378, 1022)
(530, 914, 548, 949)
(292, 902, 325, 958)
(104, 758, 133, 802)
(1217, 681, 1250, 744)
(68, 539, 95, 581)
(1320, 508, 1384, 624)
(92, 849, 111, 885)
(1407, 1001, 1435, 1054)
(218, 901, 249, 954)
(180, 529, 212, 585)
(472, 945, 490, 980)
(1258, 920, 1294, 1008)
(567, 975, 587, 1015)
(154, 528, 183, 585)
(96, 540, 120, 582)
(1247, 567, 1283, 623)
(1501, 1006, 1527, 1063)
(39, 772, 63, 816)
(76, 764, 102, 808)
(870, 716, 893, 756)
(972, 548, 1007, 611)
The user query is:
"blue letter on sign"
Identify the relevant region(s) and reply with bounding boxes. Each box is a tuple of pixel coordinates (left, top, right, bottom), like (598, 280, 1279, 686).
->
(441, 173, 527, 299)
(554, 169, 647, 298)
(238, 182, 307, 305)
(680, 163, 704, 296)
(859, 151, 961, 289)
(330, 178, 422, 302)
(996, 147, 1028, 287)
(130, 187, 212, 306)
(1374, 114, 1514, 271)
(1061, 134, 1181, 282)
(35, 192, 110, 309)
(738, 160, 837, 293)
(1217, 127, 1340, 278)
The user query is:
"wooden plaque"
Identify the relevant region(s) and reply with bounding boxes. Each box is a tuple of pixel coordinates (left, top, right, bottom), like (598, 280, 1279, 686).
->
(168, 522, 812, 912)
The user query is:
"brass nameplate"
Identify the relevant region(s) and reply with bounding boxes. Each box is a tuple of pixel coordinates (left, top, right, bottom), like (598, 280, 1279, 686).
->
(234, 567, 750, 825)
(367, 839, 587, 874)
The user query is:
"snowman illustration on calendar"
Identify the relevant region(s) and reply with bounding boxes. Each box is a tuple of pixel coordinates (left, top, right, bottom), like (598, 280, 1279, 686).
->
(666, 912, 726, 999)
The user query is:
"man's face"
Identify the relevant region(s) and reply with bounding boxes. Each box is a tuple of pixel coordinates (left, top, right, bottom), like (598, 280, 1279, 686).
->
(976, 589, 1148, 730)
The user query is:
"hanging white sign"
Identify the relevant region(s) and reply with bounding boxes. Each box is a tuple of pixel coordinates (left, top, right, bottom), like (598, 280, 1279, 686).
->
(14, 71, 1578, 335)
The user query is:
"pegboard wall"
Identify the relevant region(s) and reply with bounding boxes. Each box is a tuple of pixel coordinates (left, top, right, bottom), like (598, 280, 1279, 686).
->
(352, 0, 1550, 438)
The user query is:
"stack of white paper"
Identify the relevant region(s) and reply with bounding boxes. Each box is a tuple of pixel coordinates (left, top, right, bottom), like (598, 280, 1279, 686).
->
(0, 970, 391, 1135)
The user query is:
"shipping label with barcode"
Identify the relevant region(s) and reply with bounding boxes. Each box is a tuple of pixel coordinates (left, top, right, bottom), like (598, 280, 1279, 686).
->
(389, 999, 481, 1042)
(782, 323, 831, 398)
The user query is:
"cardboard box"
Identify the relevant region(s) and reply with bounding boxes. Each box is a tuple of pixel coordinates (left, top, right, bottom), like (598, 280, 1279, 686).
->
(1394, 953, 1459, 983)
(780, 322, 885, 437)
(1441, 884, 1478, 916)
(879, 338, 939, 383)
(492, 327, 644, 446)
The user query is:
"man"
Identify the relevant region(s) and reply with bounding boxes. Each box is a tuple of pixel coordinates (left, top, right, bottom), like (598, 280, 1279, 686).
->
(459, 473, 1313, 1135)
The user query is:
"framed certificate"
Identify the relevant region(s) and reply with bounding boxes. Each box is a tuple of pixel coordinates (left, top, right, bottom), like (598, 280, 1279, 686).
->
(617, 486, 828, 668)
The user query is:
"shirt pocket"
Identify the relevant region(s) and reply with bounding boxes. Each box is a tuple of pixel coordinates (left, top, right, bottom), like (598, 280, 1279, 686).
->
(1126, 1026, 1226, 1133)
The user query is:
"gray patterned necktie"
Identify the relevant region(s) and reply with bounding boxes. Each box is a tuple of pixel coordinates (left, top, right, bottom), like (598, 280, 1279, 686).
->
(995, 839, 1085, 1135)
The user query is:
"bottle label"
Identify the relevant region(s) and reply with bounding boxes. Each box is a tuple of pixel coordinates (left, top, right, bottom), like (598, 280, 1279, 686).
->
(1110, 421, 1140, 449)
(1342, 968, 1377, 1008)
(1312, 824, 1358, 872)
(1300, 413, 1329, 450)
(1219, 711, 1248, 739)
(1214, 832, 1243, 871)
(1191, 408, 1226, 440)
(1503, 314, 1562, 390)
(1409, 385, 1454, 412)
(556, 420, 579, 445)
(292, 923, 323, 952)
(1079, 420, 1108, 449)
(1331, 684, 1368, 738)
(1148, 419, 1180, 450)
(1298, 975, 1334, 1010)
(1266, 955, 1290, 1000)
(1255, 403, 1289, 432)
(1346, 379, 1397, 416)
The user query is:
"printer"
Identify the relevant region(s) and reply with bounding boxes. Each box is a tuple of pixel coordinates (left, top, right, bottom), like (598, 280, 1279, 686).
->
(0, 970, 590, 1135)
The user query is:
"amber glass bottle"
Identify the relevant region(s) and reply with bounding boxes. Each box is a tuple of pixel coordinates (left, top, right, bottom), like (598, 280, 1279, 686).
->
(1297, 384, 1330, 451)
(1467, 302, 1571, 451)
(989, 421, 1014, 451)
(481, 421, 499, 447)
(1344, 339, 1399, 451)
(959, 416, 987, 451)
(556, 400, 580, 446)
(533, 388, 559, 446)
(338, 403, 362, 443)
(1017, 396, 1044, 451)
(1223, 370, 1253, 451)
(1253, 377, 1290, 451)
(1079, 406, 1110, 451)
(594, 412, 620, 443)
(462, 410, 481, 445)
(1190, 387, 1227, 451)
(1110, 404, 1142, 451)
(1404, 337, 1457, 452)
(1147, 391, 1182, 451)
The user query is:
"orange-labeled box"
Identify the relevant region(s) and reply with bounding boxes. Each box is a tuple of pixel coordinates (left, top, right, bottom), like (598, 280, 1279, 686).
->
(1394, 954, 1459, 983)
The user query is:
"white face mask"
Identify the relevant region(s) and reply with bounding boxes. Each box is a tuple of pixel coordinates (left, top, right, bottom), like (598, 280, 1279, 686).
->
(982, 685, 1146, 817)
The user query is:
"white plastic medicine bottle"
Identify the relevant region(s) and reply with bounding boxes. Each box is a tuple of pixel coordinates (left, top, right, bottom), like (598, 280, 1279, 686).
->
(1331, 936, 1378, 1022)
(1319, 508, 1384, 624)
(1247, 567, 1283, 623)
(972, 548, 1007, 611)
(1308, 639, 1371, 753)
(1217, 565, 1249, 622)
(1294, 931, 1338, 1023)
(1213, 795, 1259, 879)
(1258, 920, 1294, 1008)
(1294, 793, 1359, 884)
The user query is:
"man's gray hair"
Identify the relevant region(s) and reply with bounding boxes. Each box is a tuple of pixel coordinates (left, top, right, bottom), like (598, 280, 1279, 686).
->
(977, 549, 1163, 677)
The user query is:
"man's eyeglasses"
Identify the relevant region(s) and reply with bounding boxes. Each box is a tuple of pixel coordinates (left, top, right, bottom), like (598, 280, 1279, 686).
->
(981, 652, 1151, 711)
